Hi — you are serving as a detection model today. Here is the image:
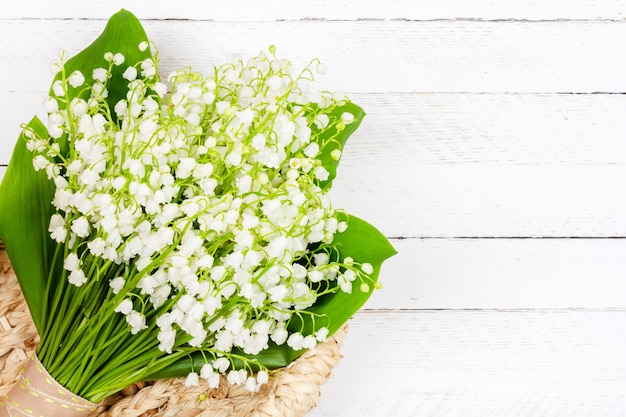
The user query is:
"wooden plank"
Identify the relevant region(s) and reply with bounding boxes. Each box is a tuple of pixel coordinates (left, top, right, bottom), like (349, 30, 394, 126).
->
(0, 173, 622, 310)
(5, 92, 626, 166)
(4, 0, 626, 21)
(309, 309, 626, 417)
(330, 164, 626, 237)
(3, 163, 626, 238)
(3, 20, 626, 94)
(340, 92, 626, 166)
(369, 238, 626, 310)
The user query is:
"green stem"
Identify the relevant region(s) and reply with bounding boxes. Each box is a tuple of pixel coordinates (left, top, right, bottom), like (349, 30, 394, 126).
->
(85, 350, 189, 402)
(40, 241, 65, 334)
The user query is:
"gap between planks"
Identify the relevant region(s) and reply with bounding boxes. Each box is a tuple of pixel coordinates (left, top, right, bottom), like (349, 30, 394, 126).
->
(6, 0, 626, 21)
(358, 307, 626, 313)
(391, 236, 626, 239)
(3, 17, 626, 23)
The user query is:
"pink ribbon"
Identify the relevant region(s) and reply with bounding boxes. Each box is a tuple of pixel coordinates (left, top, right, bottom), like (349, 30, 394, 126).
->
(0, 356, 97, 417)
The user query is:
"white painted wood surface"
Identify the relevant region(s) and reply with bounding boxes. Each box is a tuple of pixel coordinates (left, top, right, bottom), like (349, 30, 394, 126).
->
(1, 2, 626, 416)
(314, 310, 626, 416)
(4, 20, 626, 94)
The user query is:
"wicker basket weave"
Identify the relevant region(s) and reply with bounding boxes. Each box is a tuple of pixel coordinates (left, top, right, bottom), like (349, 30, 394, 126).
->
(0, 241, 346, 417)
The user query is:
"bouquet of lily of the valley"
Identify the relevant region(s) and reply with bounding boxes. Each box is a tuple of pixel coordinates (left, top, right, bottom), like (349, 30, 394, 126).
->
(0, 10, 395, 416)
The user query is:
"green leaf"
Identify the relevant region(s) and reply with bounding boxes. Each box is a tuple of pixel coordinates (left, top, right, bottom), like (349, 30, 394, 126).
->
(287, 213, 396, 336)
(141, 342, 301, 380)
(51, 9, 153, 155)
(0, 117, 57, 332)
(55, 9, 152, 109)
(147, 214, 396, 379)
(315, 102, 365, 190)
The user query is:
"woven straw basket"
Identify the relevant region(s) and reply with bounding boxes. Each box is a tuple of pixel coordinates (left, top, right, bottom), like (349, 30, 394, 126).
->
(0, 241, 346, 417)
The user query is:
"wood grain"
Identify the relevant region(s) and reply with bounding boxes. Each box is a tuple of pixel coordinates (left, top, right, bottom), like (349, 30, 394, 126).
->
(309, 309, 626, 417)
(3, 20, 626, 94)
(330, 164, 626, 237)
(5, 0, 626, 21)
(369, 238, 626, 310)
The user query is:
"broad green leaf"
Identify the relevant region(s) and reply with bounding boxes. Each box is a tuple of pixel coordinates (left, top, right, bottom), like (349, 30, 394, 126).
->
(147, 214, 395, 379)
(287, 213, 396, 336)
(51, 9, 153, 155)
(55, 9, 152, 110)
(315, 102, 365, 190)
(0, 117, 56, 332)
(142, 342, 301, 380)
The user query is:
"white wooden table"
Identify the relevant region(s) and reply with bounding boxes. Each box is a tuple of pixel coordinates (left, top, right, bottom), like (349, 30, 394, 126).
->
(2, 2, 626, 416)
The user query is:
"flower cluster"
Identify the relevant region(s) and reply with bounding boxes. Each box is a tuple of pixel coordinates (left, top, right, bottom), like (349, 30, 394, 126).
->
(27, 44, 375, 390)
